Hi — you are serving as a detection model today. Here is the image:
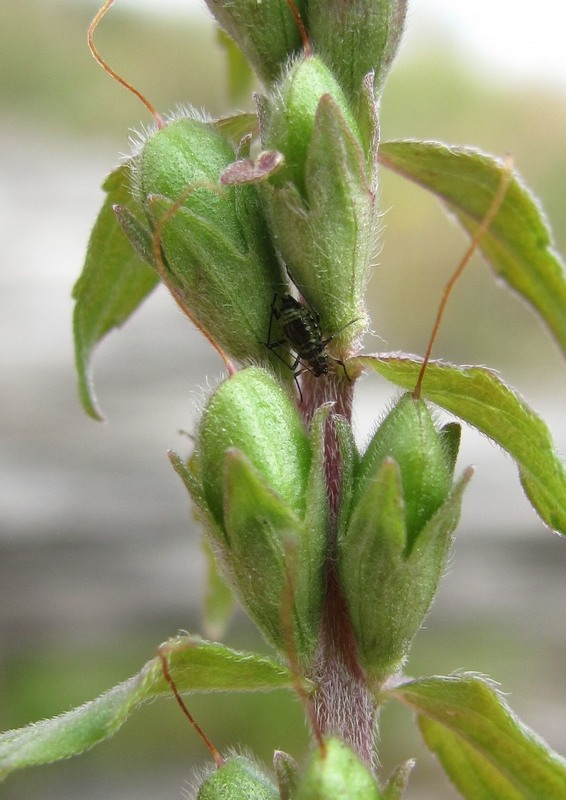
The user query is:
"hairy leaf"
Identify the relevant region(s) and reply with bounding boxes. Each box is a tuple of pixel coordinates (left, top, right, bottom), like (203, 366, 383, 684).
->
(358, 355, 566, 534)
(72, 165, 158, 419)
(388, 674, 566, 800)
(0, 635, 297, 779)
(379, 140, 566, 358)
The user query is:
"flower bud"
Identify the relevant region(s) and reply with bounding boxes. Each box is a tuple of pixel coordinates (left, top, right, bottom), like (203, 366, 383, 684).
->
(294, 738, 382, 800)
(262, 56, 375, 352)
(199, 368, 311, 523)
(128, 111, 283, 366)
(338, 393, 471, 683)
(273, 750, 299, 799)
(204, 0, 306, 87)
(308, 0, 408, 107)
(198, 754, 279, 800)
(264, 55, 361, 196)
(355, 394, 456, 544)
(181, 367, 327, 666)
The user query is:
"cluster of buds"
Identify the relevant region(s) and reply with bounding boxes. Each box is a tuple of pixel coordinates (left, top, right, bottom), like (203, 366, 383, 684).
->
(108, 0, 468, 781)
(194, 737, 387, 799)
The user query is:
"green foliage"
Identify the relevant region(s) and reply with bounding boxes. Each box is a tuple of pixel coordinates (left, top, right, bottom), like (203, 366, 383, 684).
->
(261, 56, 373, 341)
(358, 356, 566, 534)
(379, 141, 566, 357)
(172, 367, 328, 667)
(72, 164, 159, 419)
(198, 755, 280, 799)
(0, 636, 297, 778)
(388, 675, 566, 799)
(5, 0, 566, 798)
(294, 738, 383, 800)
(216, 29, 257, 106)
(338, 394, 470, 682)
(308, 0, 407, 106)
(203, 0, 306, 87)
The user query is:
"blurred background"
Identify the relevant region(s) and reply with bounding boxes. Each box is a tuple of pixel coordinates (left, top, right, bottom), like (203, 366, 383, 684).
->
(1, 1, 566, 798)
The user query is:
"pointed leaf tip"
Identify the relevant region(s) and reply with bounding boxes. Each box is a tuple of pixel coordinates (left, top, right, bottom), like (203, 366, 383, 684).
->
(73, 164, 159, 419)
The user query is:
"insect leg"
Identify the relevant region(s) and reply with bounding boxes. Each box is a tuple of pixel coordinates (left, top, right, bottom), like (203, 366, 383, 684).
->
(266, 294, 280, 350)
(331, 357, 352, 382)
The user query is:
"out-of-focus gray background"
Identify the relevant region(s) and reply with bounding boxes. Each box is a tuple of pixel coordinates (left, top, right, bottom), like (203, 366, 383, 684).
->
(1, 1, 566, 798)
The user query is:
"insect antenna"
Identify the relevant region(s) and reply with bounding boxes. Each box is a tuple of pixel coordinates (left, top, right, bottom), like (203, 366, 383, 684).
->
(158, 644, 224, 768)
(88, 0, 165, 128)
(413, 156, 514, 400)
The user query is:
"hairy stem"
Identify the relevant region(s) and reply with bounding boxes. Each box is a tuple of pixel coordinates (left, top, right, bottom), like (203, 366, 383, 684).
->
(300, 370, 377, 767)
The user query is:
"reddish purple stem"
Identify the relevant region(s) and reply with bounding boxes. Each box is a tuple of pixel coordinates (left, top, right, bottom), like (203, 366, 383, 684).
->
(300, 370, 377, 768)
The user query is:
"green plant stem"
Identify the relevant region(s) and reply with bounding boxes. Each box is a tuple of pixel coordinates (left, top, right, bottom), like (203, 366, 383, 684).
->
(301, 371, 377, 767)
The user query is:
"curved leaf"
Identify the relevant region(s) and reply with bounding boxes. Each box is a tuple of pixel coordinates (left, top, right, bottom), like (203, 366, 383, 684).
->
(72, 164, 159, 420)
(379, 140, 566, 359)
(388, 674, 566, 800)
(0, 635, 297, 780)
(216, 30, 256, 107)
(357, 355, 566, 534)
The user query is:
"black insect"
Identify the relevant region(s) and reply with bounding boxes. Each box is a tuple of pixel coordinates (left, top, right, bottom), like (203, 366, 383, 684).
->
(266, 294, 355, 398)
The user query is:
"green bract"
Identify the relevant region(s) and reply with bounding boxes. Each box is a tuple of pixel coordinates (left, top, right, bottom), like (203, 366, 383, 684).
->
(203, 0, 306, 87)
(338, 394, 471, 683)
(294, 738, 382, 800)
(182, 367, 328, 668)
(354, 394, 458, 544)
(198, 367, 311, 522)
(261, 55, 375, 349)
(198, 755, 279, 800)
(308, 0, 408, 107)
(129, 112, 283, 366)
(263, 55, 361, 196)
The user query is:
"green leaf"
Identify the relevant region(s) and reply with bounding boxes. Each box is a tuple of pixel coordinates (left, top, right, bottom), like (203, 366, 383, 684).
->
(72, 165, 159, 419)
(0, 635, 297, 780)
(388, 674, 566, 800)
(382, 760, 415, 800)
(358, 355, 566, 534)
(216, 29, 256, 106)
(202, 536, 235, 640)
(214, 112, 259, 147)
(379, 140, 566, 359)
